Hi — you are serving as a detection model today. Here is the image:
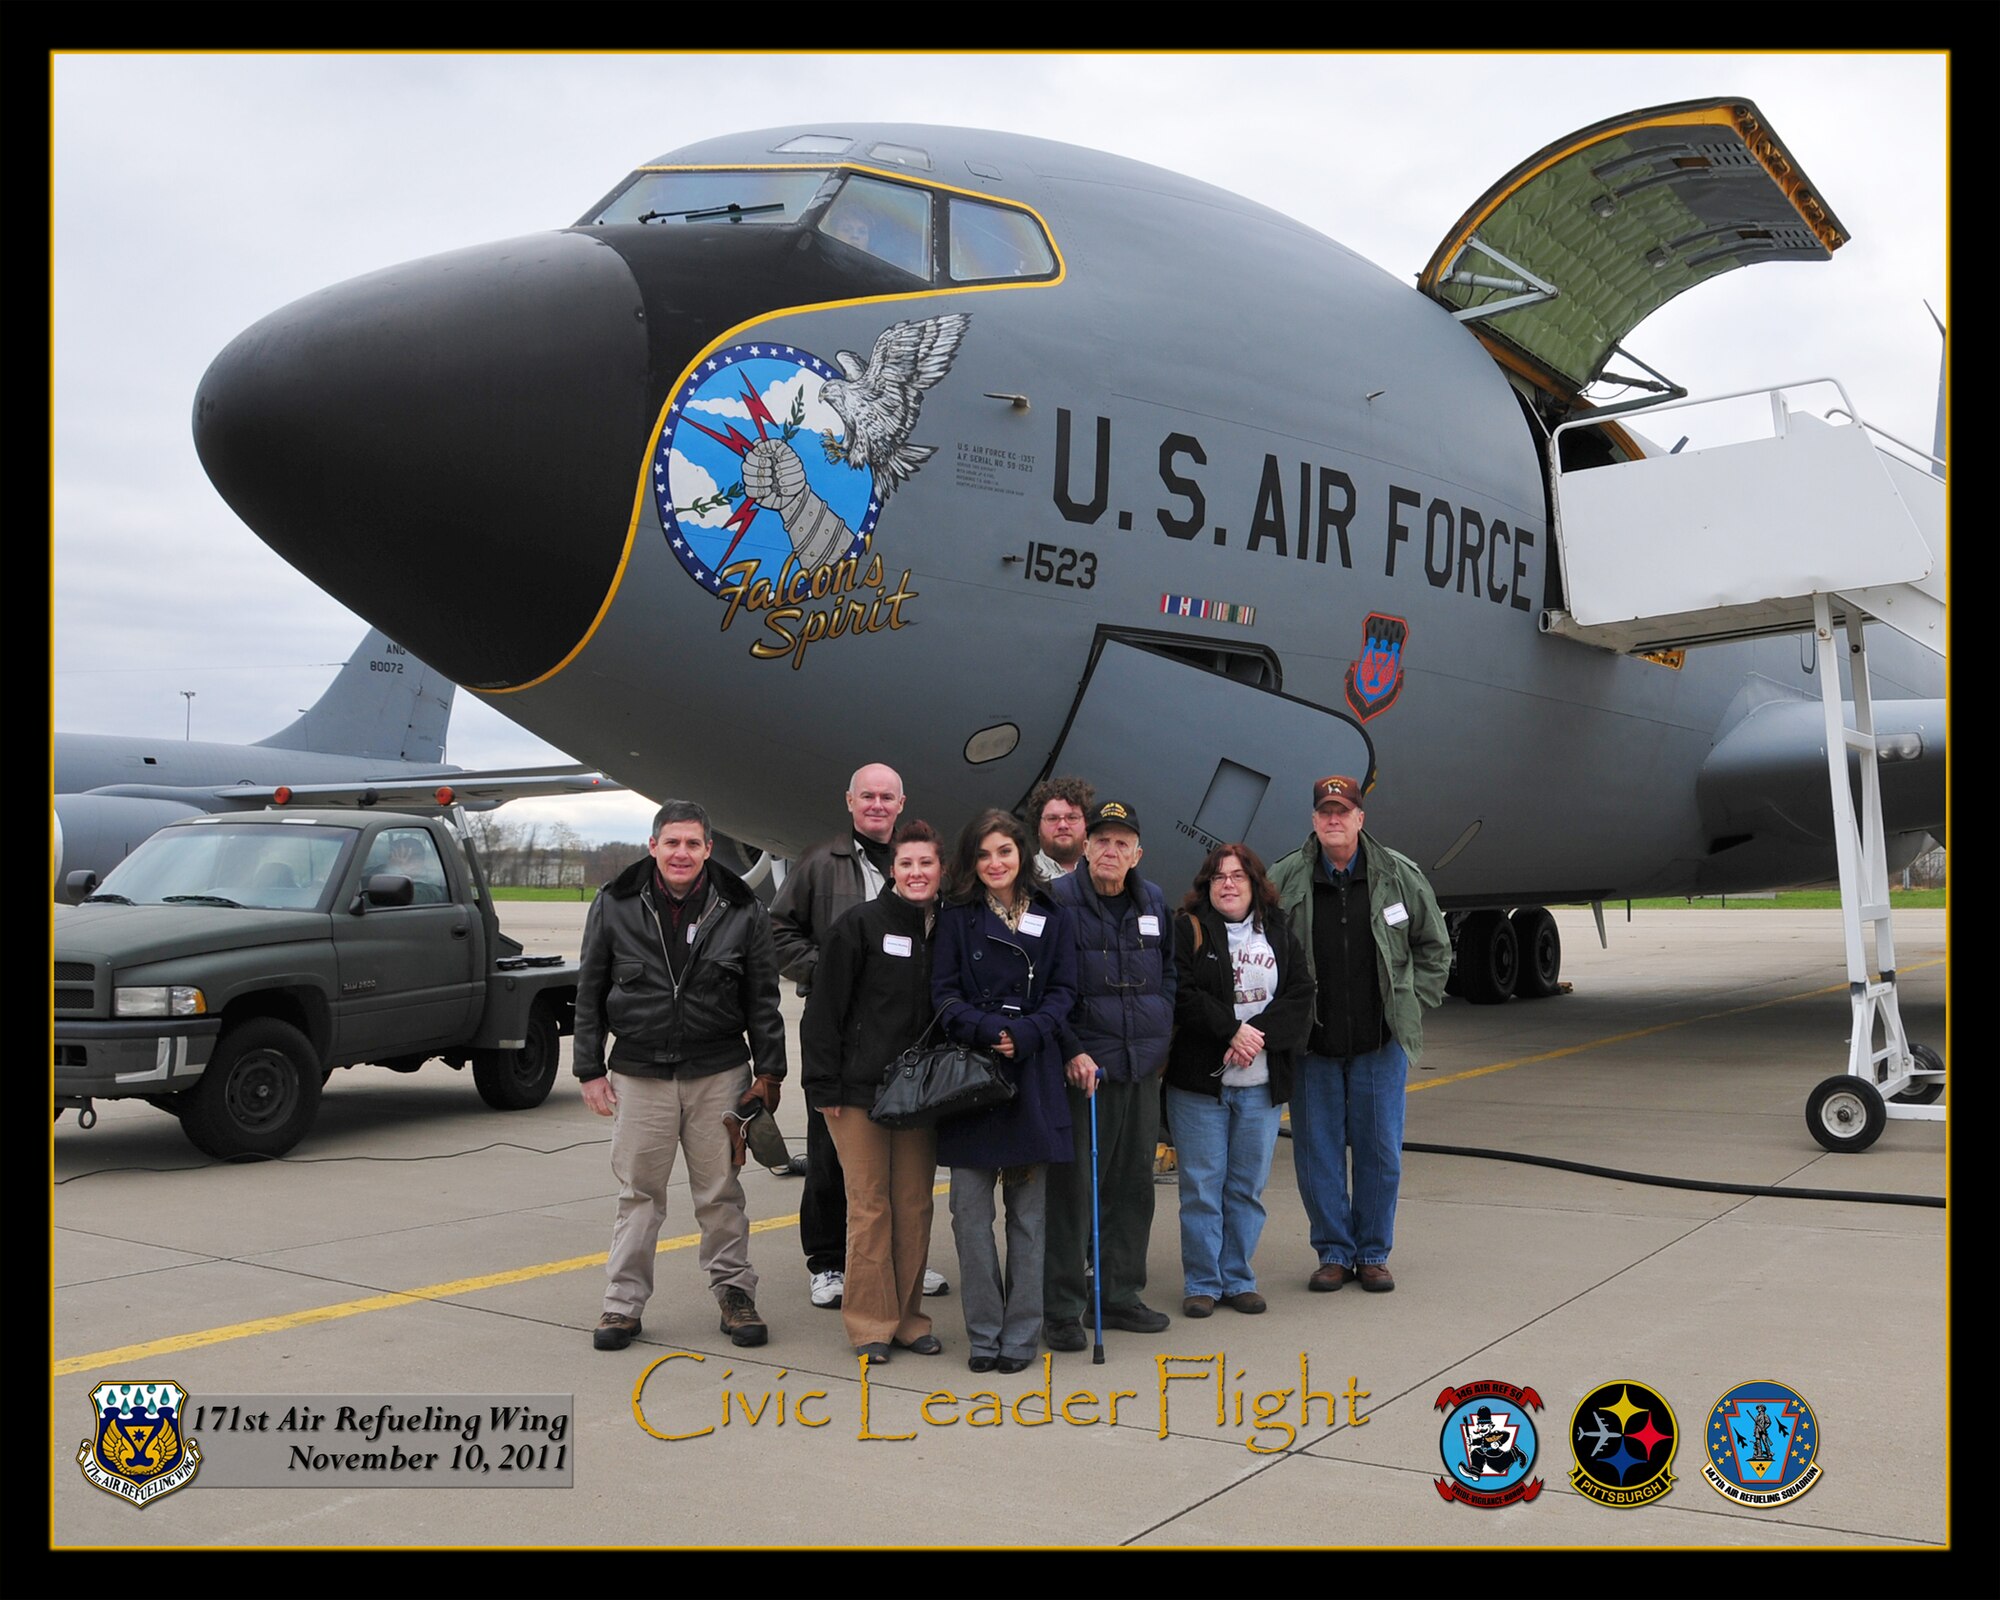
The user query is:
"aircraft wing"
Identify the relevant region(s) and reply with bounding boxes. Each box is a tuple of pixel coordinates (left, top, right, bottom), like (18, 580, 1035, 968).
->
(1419, 97, 1848, 398)
(200, 765, 625, 814)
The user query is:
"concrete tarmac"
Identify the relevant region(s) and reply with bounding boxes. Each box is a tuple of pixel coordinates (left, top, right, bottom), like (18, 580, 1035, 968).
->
(51, 906, 1948, 1550)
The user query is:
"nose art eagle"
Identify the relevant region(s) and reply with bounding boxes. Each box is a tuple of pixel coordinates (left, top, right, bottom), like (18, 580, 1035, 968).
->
(818, 312, 971, 498)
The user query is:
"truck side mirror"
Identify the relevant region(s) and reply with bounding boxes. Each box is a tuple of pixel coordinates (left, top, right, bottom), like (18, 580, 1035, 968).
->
(65, 869, 100, 899)
(351, 872, 416, 914)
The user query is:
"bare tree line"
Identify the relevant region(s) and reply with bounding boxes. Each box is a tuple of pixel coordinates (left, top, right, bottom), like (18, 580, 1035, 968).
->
(462, 813, 643, 892)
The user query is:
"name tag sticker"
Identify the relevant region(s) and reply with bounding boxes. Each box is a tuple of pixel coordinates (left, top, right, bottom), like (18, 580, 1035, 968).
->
(1138, 914, 1161, 937)
(1019, 912, 1047, 936)
(882, 934, 913, 958)
(1383, 902, 1410, 927)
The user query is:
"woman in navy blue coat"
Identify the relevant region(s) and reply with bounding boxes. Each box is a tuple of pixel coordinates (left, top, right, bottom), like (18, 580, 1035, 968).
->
(932, 808, 1077, 1374)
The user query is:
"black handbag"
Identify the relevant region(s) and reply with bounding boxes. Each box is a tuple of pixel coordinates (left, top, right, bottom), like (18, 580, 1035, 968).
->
(871, 1008, 1016, 1129)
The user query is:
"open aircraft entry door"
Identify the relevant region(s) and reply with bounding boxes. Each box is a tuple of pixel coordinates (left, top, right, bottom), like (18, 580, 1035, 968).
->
(1042, 635, 1375, 891)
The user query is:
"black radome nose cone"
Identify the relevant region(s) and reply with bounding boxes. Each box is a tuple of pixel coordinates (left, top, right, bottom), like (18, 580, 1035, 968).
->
(194, 230, 652, 689)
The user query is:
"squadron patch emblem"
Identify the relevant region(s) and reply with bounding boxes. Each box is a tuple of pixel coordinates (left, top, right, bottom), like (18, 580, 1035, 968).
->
(1569, 1379, 1677, 1508)
(1433, 1380, 1542, 1507)
(76, 1381, 203, 1507)
(1701, 1380, 1822, 1506)
(1344, 613, 1408, 722)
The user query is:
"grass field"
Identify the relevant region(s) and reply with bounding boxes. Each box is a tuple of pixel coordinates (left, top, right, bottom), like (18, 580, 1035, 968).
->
(1618, 889, 1945, 911)
(490, 885, 598, 902)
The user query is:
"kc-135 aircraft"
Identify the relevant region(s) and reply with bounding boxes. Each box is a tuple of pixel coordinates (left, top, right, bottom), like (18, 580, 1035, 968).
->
(190, 98, 1945, 1003)
(54, 628, 621, 901)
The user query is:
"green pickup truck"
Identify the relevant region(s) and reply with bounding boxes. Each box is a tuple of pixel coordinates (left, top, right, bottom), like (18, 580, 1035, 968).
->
(53, 808, 578, 1161)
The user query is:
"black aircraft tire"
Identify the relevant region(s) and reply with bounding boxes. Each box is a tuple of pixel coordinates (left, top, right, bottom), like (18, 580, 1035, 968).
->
(473, 1006, 559, 1112)
(1511, 907, 1562, 999)
(1805, 1074, 1887, 1153)
(1457, 909, 1519, 1005)
(180, 1018, 323, 1162)
(1892, 1042, 1944, 1106)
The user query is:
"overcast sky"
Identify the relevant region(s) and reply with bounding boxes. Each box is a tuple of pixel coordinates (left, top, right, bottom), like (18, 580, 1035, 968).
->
(51, 52, 1947, 844)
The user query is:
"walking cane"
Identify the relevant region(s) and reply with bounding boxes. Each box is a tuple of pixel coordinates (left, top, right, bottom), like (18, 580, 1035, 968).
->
(1089, 1069, 1105, 1364)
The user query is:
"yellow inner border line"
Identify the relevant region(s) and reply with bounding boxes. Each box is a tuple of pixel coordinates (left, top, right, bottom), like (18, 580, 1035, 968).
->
(56, 960, 1942, 1378)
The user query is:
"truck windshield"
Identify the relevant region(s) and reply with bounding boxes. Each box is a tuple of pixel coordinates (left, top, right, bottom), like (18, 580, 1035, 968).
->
(93, 824, 356, 911)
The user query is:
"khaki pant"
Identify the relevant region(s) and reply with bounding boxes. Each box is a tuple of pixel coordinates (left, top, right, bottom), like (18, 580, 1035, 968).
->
(604, 1067, 755, 1317)
(824, 1110, 937, 1347)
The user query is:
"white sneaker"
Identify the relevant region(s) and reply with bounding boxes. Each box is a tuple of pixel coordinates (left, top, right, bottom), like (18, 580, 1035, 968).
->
(810, 1269, 844, 1309)
(922, 1268, 950, 1298)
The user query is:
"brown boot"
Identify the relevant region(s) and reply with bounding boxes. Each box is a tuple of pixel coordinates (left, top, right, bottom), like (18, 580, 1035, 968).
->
(718, 1286, 768, 1347)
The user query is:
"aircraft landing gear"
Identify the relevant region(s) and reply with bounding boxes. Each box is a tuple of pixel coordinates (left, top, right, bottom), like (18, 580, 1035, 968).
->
(1450, 907, 1565, 1004)
(1454, 909, 1519, 1005)
(1511, 906, 1563, 998)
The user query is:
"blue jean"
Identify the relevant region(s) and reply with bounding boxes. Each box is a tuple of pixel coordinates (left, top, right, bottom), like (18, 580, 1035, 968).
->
(1289, 1041, 1408, 1267)
(1167, 1082, 1283, 1298)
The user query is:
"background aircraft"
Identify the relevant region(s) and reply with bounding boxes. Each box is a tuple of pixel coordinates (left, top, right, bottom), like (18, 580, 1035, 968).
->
(54, 628, 620, 901)
(186, 101, 1944, 1000)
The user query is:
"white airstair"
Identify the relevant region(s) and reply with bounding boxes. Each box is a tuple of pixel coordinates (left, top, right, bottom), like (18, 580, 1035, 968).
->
(1542, 380, 1945, 1149)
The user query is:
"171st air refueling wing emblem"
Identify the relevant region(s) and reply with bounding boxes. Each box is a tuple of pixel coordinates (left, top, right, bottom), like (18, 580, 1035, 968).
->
(1433, 1380, 1543, 1508)
(1701, 1380, 1822, 1507)
(76, 1380, 203, 1507)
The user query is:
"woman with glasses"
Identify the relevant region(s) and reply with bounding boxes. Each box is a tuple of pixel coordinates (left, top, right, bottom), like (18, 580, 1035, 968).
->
(1165, 844, 1313, 1317)
(931, 808, 1077, 1374)
(801, 820, 948, 1366)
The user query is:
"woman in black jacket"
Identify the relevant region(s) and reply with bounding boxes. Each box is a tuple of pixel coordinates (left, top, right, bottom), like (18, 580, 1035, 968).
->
(1165, 843, 1313, 1318)
(801, 820, 947, 1364)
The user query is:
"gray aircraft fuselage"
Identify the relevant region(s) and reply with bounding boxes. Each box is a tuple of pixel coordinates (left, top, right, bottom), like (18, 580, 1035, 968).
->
(191, 122, 1945, 903)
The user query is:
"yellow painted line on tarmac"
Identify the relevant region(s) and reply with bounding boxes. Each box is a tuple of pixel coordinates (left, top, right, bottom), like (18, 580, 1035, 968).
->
(55, 1182, 956, 1377)
(1410, 956, 1945, 1094)
(59, 950, 1943, 1377)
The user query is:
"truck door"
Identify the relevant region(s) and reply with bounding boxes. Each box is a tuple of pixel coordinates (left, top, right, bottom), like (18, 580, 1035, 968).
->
(333, 824, 482, 1058)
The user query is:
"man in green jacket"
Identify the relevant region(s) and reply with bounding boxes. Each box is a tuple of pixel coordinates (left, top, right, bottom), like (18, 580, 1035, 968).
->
(1268, 775, 1450, 1293)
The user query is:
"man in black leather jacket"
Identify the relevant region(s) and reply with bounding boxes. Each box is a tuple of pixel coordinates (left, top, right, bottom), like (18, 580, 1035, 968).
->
(576, 800, 786, 1352)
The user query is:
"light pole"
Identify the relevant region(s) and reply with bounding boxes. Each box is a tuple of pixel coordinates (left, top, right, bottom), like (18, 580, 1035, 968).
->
(181, 690, 196, 741)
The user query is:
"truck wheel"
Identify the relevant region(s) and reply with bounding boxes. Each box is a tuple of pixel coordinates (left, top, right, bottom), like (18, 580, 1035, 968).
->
(180, 1018, 322, 1162)
(473, 1006, 558, 1111)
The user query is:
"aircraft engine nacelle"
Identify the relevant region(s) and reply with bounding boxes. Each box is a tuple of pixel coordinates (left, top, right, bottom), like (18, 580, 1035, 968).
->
(53, 795, 205, 902)
(709, 831, 780, 904)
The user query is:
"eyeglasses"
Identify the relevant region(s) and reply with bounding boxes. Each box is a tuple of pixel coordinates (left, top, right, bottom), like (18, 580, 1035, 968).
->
(1211, 871, 1250, 886)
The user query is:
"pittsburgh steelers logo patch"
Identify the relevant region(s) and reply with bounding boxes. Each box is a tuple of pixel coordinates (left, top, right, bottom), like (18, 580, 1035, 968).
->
(1569, 1379, 1677, 1507)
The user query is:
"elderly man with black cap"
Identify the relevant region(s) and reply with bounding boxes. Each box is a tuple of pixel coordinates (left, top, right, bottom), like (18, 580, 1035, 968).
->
(1268, 775, 1450, 1294)
(1041, 799, 1177, 1350)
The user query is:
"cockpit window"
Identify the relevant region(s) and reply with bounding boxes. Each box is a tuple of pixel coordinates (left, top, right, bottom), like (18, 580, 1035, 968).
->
(948, 197, 1056, 282)
(583, 169, 833, 227)
(817, 175, 932, 279)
